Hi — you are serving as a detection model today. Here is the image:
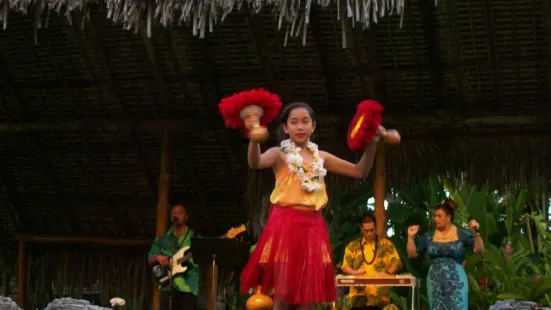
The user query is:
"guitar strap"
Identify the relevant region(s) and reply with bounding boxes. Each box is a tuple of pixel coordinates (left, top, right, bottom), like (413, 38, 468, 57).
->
(174, 228, 192, 251)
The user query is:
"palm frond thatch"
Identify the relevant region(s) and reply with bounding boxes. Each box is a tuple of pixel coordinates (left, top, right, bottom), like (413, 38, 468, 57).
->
(388, 136, 551, 191)
(0, 0, 411, 44)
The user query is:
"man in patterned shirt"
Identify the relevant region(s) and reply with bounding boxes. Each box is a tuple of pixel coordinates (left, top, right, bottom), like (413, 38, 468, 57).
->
(341, 212, 403, 310)
(148, 204, 199, 310)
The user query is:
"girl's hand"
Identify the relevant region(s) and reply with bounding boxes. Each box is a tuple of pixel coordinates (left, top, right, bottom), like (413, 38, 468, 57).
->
(372, 126, 386, 144)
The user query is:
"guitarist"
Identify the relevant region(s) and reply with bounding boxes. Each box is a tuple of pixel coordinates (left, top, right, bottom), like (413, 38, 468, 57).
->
(148, 204, 199, 310)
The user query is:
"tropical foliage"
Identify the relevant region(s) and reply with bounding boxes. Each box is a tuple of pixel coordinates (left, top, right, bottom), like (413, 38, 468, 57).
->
(325, 178, 551, 309)
(2, 177, 550, 310)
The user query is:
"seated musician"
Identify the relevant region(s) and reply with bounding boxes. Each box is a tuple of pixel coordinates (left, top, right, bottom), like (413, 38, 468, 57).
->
(341, 212, 403, 310)
(148, 204, 199, 310)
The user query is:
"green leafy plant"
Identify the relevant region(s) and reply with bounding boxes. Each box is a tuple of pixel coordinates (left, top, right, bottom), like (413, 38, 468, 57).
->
(324, 181, 373, 266)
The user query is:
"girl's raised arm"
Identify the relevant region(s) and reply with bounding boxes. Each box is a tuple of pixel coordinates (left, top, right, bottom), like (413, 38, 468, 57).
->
(321, 139, 378, 179)
(248, 143, 279, 169)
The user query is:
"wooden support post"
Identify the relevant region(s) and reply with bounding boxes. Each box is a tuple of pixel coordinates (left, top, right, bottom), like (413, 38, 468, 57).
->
(206, 259, 219, 310)
(373, 143, 387, 238)
(16, 240, 27, 309)
(152, 129, 172, 310)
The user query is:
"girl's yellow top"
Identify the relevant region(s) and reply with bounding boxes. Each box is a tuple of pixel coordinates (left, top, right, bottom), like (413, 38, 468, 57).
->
(269, 162, 328, 211)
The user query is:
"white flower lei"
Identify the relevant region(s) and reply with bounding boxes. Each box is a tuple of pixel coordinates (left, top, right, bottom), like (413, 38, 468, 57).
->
(280, 139, 327, 192)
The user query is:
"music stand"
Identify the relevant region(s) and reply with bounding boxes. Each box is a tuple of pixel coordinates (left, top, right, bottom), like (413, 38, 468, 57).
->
(191, 237, 250, 310)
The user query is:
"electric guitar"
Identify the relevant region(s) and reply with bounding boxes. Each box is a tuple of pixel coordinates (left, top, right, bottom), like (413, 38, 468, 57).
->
(169, 245, 193, 277)
(156, 224, 247, 281)
(221, 224, 247, 239)
(169, 224, 246, 276)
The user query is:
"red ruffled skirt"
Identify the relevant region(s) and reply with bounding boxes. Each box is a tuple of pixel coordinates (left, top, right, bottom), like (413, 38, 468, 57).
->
(240, 205, 336, 305)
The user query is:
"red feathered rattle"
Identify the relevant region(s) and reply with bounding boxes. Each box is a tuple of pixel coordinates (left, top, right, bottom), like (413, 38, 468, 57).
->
(346, 100, 401, 151)
(218, 89, 282, 142)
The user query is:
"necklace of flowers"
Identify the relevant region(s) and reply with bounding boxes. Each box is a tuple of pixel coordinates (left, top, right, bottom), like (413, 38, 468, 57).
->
(280, 139, 327, 192)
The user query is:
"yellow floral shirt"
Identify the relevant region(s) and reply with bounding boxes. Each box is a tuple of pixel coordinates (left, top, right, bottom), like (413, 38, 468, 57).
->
(342, 237, 403, 308)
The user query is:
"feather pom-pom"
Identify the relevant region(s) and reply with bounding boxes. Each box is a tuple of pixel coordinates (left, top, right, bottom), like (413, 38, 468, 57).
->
(346, 100, 384, 151)
(218, 89, 283, 134)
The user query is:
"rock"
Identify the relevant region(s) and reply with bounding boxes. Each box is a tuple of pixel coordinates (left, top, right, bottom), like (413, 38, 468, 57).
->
(0, 296, 22, 310)
(43, 298, 111, 310)
(489, 299, 551, 310)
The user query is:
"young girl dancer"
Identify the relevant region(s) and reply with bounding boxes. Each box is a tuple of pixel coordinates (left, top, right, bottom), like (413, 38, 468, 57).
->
(239, 102, 381, 309)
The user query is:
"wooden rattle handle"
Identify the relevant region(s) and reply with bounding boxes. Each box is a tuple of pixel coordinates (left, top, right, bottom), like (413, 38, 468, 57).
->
(380, 127, 401, 145)
(241, 105, 269, 142)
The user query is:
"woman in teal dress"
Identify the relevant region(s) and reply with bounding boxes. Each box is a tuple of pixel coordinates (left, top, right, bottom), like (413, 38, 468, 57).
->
(406, 200, 485, 310)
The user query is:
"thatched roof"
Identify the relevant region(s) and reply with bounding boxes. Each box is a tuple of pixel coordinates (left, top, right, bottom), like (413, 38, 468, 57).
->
(0, 0, 550, 240)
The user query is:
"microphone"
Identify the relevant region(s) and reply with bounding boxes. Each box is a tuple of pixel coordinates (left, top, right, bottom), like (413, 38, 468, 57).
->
(171, 217, 178, 223)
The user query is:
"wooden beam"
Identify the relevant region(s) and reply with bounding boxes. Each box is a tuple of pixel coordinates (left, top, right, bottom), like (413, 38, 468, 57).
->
(16, 240, 27, 309)
(12, 191, 242, 205)
(16, 235, 151, 245)
(152, 129, 172, 310)
(156, 129, 172, 235)
(0, 114, 549, 133)
(373, 143, 386, 237)
(5, 54, 544, 91)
